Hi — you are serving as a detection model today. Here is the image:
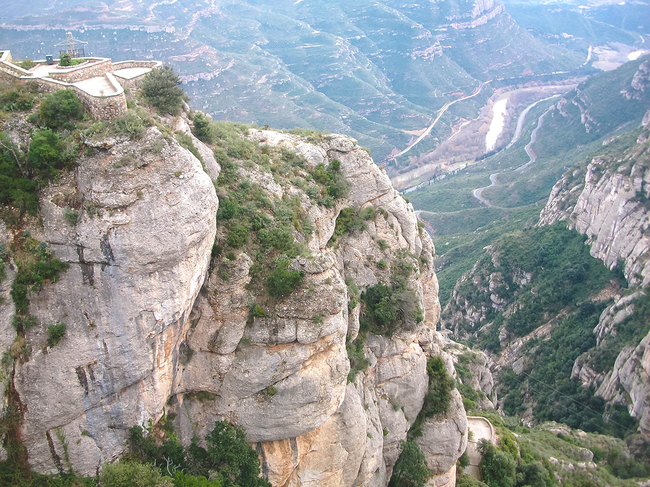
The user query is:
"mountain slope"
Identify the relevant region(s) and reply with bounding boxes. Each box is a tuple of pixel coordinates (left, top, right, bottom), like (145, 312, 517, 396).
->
(0, 0, 593, 162)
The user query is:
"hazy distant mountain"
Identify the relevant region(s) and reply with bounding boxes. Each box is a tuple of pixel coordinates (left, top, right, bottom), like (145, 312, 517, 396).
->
(0, 0, 635, 160)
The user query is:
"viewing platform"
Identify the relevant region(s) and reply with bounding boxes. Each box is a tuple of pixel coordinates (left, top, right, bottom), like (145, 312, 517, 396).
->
(0, 50, 162, 120)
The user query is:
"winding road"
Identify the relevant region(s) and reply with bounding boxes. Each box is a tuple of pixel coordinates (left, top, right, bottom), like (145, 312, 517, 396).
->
(516, 106, 553, 172)
(391, 81, 489, 160)
(470, 98, 557, 206)
(472, 173, 498, 207)
(506, 95, 559, 149)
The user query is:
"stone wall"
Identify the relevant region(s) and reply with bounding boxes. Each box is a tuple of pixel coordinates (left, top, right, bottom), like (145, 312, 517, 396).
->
(0, 55, 32, 78)
(35, 76, 127, 120)
(48, 59, 112, 83)
(114, 75, 144, 91)
(113, 60, 162, 70)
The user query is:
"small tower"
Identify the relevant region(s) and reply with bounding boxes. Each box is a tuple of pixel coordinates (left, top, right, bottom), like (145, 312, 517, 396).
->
(55, 32, 88, 58)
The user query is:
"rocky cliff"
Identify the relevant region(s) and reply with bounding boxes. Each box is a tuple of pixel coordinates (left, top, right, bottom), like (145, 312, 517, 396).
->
(0, 114, 466, 485)
(539, 111, 650, 438)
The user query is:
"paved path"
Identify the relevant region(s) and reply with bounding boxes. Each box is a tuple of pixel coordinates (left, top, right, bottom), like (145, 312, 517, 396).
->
(465, 416, 496, 480)
(74, 75, 119, 96)
(113, 67, 152, 79)
(472, 173, 498, 207)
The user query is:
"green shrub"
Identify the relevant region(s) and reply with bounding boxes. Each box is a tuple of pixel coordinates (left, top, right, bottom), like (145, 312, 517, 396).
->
(46, 323, 67, 347)
(185, 421, 270, 486)
(58, 53, 72, 67)
(27, 129, 69, 180)
(388, 440, 432, 487)
(39, 90, 84, 128)
(458, 450, 470, 469)
(347, 338, 370, 383)
(478, 440, 517, 487)
(114, 111, 147, 139)
(311, 159, 350, 204)
(360, 279, 423, 336)
(0, 83, 36, 111)
(226, 225, 249, 249)
(0, 133, 39, 214)
(516, 461, 551, 487)
(330, 207, 367, 241)
(250, 305, 266, 318)
(217, 198, 239, 221)
(265, 259, 303, 298)
(420, 356, 454, 418)
(173, 471, 222, 487)
(17, 58, 36, 70)
(257, 225, 295, 252)
(10, 236, 69, 316)
(64, 209, 78, 225)
(141, 65, 185, 116)
(456, 474, 488, 487)
(175, 131, 203, 163)
(192, 113, 214, 144)
(100, 460, 173, 487)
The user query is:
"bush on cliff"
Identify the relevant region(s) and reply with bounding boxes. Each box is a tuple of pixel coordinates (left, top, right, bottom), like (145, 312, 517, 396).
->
(421, 356, 454, 418)
(128, 420, 269, 487)
(142, 65, 185, 116)
(359, 254, 423, 336)
(388, 440, 432, 487)
(265, 258, 303, 298)
(478, 440, 516, 487)
(101, 461, 173, 487)
(39, 89, 84, 129)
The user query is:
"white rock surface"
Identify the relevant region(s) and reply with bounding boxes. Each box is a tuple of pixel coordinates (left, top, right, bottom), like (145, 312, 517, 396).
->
(1, 127, 218, 475)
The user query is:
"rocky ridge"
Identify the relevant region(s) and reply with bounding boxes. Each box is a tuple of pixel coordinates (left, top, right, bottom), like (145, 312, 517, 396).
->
(539, 111, 650, 438)
(0, 115, 467, 486)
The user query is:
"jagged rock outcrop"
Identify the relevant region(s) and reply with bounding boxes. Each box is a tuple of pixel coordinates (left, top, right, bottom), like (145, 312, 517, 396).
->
(540, 114, 650, 438)
(539, 116, 650, 287)
(169, 130, 463, 486)
(0, 126, 219, 473)
(0, 123, 466, 485)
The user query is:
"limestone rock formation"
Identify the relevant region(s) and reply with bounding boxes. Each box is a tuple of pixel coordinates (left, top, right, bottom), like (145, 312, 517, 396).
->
(0, 126, 219, 473)
(0, 121, 466, 485)
(170, 130, 462, 486)
(540, 117, 650, 438)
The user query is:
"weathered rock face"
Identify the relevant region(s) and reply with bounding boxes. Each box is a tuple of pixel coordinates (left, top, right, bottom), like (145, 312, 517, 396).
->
(0, 127, 219, 473)
(167, 130, 463, 486)
(416, 389, 467, 487)
(539, 124, 650, 287)
(540, 117, 650, 438)
(0, 123, 465, 484)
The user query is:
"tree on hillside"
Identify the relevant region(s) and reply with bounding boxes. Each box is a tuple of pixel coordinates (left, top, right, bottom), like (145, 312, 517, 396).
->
(142, 65, 185, 116)
(478, 439, 517, 487)
(388, 440, 432, 487)
(39, 89, 84, 129)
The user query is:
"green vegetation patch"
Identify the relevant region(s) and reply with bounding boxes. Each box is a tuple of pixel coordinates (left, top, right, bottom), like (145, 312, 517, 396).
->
(141, 65, 186, 116)
(10, 234, 68, 317)
(445, 223, 618, 348)
(39, 89, 84, 129)
(388, 440, 432, 487)
(128, 420, 270, 487)
(360, 252, 423, 336)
